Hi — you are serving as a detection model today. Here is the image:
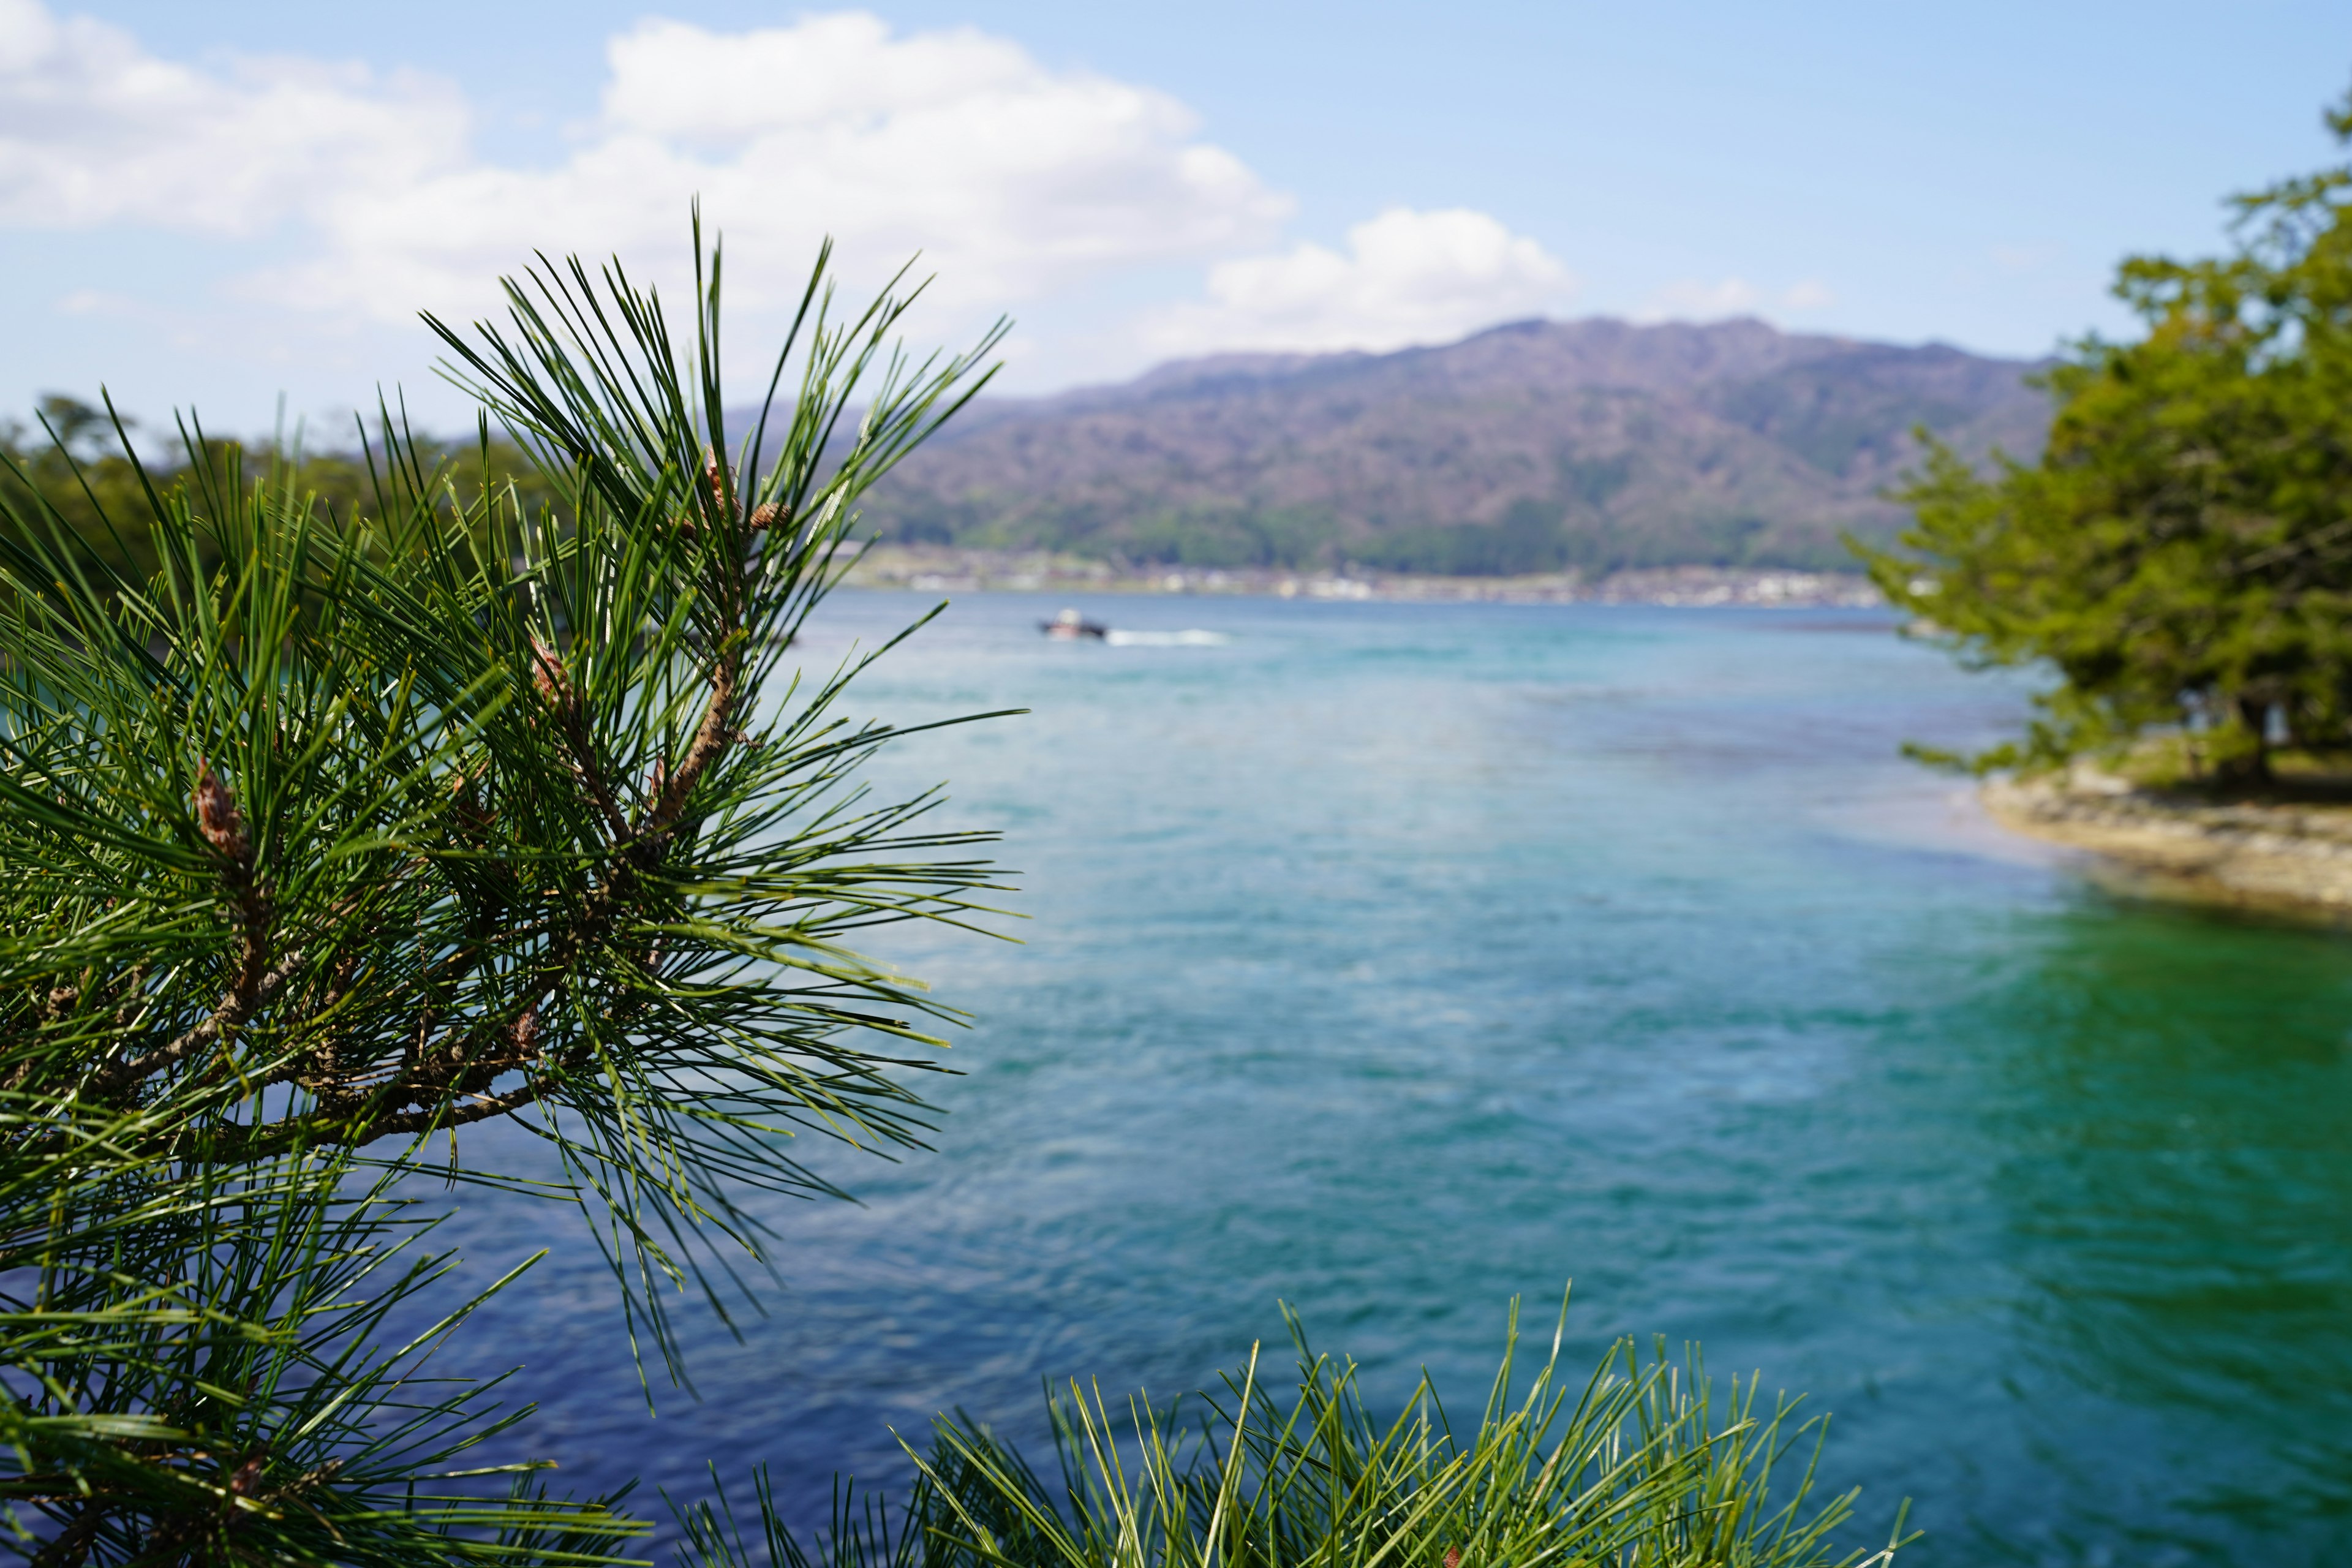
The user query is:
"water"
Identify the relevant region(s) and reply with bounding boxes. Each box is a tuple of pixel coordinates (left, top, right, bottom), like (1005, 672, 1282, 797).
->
(437, 593, 2352, 1566)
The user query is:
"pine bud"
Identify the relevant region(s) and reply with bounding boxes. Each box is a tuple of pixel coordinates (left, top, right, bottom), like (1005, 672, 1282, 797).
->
(679, 453, 736, 541)
(530, 638, 574, 710)
(230, 1444, 268, 1496)
(194, 757, 250, 862)
(748, 500, 788, 530)
(451, 769, 492, 836)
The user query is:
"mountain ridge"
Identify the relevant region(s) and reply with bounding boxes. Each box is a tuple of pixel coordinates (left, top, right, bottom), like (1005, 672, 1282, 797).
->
(858, 315, 2052, 574)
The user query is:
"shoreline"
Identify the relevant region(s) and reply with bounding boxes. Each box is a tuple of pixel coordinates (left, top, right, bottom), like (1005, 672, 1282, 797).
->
(839, 545, 1882, 608)
(1983, 771, 2352, 921)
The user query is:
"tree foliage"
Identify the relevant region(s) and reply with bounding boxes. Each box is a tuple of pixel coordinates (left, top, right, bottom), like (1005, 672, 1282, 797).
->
(0, 399, 571, 590)
(0, 224, 1009, 1562)
(1860, 91, 2352, 780)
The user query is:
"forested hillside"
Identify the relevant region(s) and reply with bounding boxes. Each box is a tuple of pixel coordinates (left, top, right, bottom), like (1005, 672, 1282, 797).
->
(856, 316, 2051, 573)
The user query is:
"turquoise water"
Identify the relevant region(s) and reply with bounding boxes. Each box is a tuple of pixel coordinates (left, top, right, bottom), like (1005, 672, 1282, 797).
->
(446, 593, 2352, 1565)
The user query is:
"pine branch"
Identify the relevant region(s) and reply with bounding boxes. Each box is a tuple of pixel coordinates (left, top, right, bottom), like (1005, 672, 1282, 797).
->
(2, 224, 1014, 1394)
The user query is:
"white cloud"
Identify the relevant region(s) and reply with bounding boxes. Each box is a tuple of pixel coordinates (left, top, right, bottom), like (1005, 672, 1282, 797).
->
(1637, 277, 1760, 320)
(1141, 207, 1573, 356)
(0, 2, 1289, 329)
(292, 15, 1291, 322)
(0, 0, 466, 233)
(54, 287, 135, 316)
(1636, 276, 1834, 322)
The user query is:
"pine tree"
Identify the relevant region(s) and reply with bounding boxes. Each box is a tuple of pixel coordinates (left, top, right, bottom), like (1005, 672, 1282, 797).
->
(1861, 89, 2352, 783)
(0, 222, 1008, 1563)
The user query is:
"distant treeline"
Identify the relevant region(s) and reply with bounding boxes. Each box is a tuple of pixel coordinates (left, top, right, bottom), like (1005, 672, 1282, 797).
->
(875, 477, 1838, 578)
(1, 396, 567, 578)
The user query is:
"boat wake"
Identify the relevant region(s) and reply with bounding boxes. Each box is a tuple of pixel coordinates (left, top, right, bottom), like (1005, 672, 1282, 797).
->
(1104, 629, 1232, 647)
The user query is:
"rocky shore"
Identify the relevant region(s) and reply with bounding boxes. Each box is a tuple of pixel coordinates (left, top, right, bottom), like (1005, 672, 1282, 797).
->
(839, 545, 1882, 608)
(1983, 771, 2352, 918)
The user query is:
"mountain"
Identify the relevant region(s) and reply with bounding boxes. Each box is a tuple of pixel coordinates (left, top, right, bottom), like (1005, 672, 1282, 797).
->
(856, 316, 2051, 575)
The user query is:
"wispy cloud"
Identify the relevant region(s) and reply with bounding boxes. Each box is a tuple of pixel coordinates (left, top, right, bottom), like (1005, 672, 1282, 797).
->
(1141, 207, 1573, 355)
(1635, 276, 1835, 322)
(54, 288, 139, 317)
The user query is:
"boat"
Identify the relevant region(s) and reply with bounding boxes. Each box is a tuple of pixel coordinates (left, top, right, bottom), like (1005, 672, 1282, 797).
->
(1040, 607, 1109, 640)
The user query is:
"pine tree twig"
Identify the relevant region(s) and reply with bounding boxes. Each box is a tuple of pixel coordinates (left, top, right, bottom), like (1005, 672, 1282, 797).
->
(85, 951, 301, 1105)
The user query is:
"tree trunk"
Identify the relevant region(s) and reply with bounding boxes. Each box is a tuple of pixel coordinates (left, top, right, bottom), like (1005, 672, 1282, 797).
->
(2222, 695, 2274, 786)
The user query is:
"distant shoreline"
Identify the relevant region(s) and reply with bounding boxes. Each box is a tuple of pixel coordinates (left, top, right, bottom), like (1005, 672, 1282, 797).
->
(839, 545, 1883, 609)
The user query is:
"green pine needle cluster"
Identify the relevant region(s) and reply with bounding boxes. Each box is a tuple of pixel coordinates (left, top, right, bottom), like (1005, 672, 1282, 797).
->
(0, 218, 1012, 1562)
(680, 1302, 1911, 1568)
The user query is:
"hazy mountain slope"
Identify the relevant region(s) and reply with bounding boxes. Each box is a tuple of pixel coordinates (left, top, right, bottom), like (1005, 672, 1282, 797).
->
(859, 316, 2050, 573)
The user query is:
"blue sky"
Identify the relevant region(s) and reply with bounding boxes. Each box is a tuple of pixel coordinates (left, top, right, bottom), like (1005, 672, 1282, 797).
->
(5, 0, 2350, 435)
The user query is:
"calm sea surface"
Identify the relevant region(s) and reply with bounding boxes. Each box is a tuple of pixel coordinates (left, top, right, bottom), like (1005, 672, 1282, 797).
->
(437, 592, 2352, 1566)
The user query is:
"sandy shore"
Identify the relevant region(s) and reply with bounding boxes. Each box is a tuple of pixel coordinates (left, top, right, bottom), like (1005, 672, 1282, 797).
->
(1983, 771, 2352, 919)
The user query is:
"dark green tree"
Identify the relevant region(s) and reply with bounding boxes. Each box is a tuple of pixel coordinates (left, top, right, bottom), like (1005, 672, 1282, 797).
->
(1861, 90, 2352, 783)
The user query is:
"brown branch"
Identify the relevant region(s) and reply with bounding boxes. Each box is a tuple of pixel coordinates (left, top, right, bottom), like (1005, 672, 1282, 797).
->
(29, 1500, 104, 1568)
(270, 858, 614, 1150)
(91, 952, 300, 1102)
(355, 1074, 549, 1142)
(532, 638, 630, 841)
(109, 964, 150, 1035)
(643, 649, 738, 835)
(88, 764, 290, 1101)
(633, 456, 786, 839)
(217, 1001, 569, 1160)
(288, 949, 361, 1107)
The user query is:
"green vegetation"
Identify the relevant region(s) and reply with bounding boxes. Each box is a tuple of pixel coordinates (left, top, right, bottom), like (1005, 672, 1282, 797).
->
(1121, 503, 1341, 570)
(1862, 89, 2352, 783)
(694, 1303, 1910, 1568)
(0, 227, 1905, 1564)
(1354, 499, 1585, 576)
(1, 396, 570, 587)
(0, 225, 1008, 1562)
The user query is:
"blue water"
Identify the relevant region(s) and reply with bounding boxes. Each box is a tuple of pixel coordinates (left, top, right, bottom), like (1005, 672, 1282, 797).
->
(439, 593, 2352, 1566)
